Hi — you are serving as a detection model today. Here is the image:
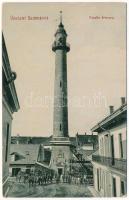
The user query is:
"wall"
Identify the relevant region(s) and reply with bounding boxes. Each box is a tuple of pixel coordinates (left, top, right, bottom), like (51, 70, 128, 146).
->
(2, 99, 12, 194)
(93, 162, 112, 197)
(9, 165, 35, 176)
(98, 122, 126, 159)
(93, 161, 127, 197)
(92, 121, 127, 197)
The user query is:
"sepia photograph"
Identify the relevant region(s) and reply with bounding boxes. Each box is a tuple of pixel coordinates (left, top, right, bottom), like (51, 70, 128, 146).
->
(2, 2, 126, 197)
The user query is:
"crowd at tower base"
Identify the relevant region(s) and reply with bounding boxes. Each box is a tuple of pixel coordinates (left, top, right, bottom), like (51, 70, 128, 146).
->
(14, 168, 93, 187)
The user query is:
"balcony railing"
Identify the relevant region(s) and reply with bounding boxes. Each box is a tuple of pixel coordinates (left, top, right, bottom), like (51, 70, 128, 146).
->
(52, 42, 70, 52)
(92, 155, 127, 173)
(52, 137, 70, 141)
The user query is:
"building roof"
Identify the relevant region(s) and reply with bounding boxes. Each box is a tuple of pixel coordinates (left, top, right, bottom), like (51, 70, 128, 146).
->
(91, 103, 127, 133)
(11, 136, 52, 145)
(11, 136, 77, 146)
(10, 144, 40, 165)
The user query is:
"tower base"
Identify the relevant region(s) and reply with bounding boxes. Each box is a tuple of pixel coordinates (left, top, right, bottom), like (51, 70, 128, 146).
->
(50, 137, 72, 176)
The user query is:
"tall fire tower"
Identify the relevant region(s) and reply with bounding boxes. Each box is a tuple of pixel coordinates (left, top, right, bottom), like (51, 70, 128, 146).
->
(50, 12, 72, 175)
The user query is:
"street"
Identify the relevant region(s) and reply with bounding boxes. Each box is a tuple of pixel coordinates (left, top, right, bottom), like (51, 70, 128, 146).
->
(7, 182, 93, 197)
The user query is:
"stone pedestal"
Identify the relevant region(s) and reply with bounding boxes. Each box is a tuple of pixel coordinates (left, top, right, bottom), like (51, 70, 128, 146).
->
(50, 137, 72, 174)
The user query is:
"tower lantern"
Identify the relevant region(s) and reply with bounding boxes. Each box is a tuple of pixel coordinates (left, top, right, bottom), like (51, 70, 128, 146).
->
(52, 11, 70, 53)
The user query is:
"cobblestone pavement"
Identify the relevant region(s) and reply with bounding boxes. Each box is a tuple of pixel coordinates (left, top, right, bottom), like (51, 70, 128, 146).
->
(7, 182, 93, 197)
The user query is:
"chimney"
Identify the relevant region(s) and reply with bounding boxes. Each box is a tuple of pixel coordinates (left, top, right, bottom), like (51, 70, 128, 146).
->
(121, 97, 126, 106)
(109, 106, 114, 114)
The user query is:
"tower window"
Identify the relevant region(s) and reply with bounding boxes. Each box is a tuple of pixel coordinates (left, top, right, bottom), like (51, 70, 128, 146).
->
(60, 81, 62, 87)
(60, 124, 61, 131)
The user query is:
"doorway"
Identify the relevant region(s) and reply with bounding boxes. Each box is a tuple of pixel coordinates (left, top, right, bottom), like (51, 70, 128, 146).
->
(58, 168, 63, 176)
(26, 168, 30, 174)
(12, 168, 21, 177)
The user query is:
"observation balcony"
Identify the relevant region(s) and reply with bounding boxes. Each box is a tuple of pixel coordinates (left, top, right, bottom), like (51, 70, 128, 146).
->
(52, 42, 70, 52)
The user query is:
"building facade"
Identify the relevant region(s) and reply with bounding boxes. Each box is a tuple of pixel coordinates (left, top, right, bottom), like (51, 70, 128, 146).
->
(91, 98, 127, 197)
(9, 143, 54, 178)
(9, 144, 40, 176)
(76, 133, 98, 151)
(2, 34, 20, 195)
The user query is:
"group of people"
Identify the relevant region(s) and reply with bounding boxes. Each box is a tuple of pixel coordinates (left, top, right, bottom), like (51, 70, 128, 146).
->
(59, 174, 88, 185)
(16, 171, 54, 187)
(16, 170, 89, 187)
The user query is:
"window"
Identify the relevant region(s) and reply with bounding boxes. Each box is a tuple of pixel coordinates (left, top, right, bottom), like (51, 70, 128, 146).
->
(100, 169, 101, 190)
(15, 154, 19, 161)
(11, 154, 15, 162)
(112, 177, 117, 197)
(99, 139, 102, 155)
(100, 138, 104, 156)
(119, 133, 123, 158)
(60, 124, 61, 131)
(25, 151, 29, 155)
(5, 123, 9, 162)
(111, 135, 115, 165)
(97, 168, 99, 191)
(60, 81, 62, 88)
(121, 181, 125, 195)
(101, 138, 104, 156)
(101, 172, 104, 189)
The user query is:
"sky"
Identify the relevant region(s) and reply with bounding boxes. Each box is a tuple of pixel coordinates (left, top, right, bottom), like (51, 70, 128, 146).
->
(2, 3, 126, 137)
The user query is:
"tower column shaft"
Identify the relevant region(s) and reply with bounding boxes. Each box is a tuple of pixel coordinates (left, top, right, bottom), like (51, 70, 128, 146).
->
(53, 49, 68, 137)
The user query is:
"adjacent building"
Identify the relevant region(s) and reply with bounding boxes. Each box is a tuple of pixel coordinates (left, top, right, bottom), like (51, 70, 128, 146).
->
(9, 144, 40, 176)
(76, 133, 98, 151)
(2, 34, 20, 195)
(91, 98, 127, 197)
(9, 144, 53, 177)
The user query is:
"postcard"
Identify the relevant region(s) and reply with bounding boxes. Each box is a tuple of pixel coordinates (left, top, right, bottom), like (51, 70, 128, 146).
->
(2, 2, 126, 197)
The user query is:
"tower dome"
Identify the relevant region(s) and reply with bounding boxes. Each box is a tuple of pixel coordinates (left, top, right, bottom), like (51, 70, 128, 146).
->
(54, 22, 67, 37)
